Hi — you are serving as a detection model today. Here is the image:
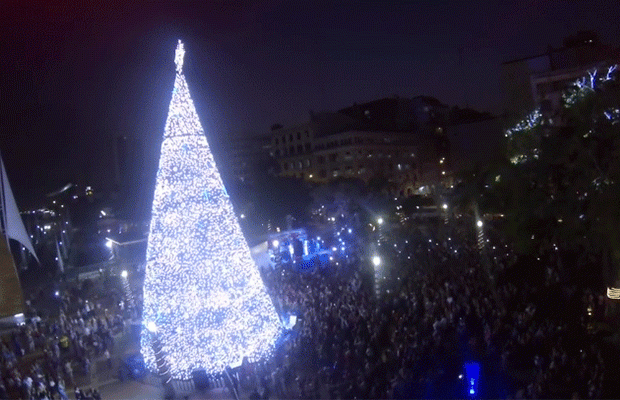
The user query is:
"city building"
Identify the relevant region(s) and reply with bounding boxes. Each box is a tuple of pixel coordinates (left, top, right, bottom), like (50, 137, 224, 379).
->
(270, 96, 452, 197)
(213, 134, 272, 185)
(501, 31, 620, 123)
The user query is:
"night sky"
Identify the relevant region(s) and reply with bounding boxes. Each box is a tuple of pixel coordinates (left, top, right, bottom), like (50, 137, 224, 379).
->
(1, 0, 619, 207)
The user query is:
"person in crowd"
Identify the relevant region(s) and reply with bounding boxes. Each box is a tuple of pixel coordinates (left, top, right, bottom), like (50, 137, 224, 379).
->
(253, 218, 607, 399)
(0, 220, 607, 399)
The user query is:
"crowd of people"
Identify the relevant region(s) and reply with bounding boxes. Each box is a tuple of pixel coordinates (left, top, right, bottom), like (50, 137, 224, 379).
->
(250, 217, 608, 399)
(0, 277, 127, 399)
(0, 215, 613, 399)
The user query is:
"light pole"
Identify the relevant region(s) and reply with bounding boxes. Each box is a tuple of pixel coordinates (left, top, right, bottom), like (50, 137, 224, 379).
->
(474, 211, 499, 304)
(476, 219, 485, 252)
(442, 203, 449, 225)
(120, 270, 136, 318)
(372, 254, 382, 300)
(376, 217, 385, 244)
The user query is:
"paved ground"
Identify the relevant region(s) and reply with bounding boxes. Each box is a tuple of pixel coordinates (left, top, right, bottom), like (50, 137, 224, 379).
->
(74, 375, 242, 400)
(93, 379, 249, 400)
(95, 380, 165, 400)
(72, 326, 248, 400)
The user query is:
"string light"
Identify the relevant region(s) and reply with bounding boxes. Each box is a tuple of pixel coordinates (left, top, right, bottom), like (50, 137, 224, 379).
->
(505, 108, 542, 139)
(603, 108, 620, 124)
(141, 40, 282, 379)
(563, 65, 618, 107)
(507, 64, 618, 165)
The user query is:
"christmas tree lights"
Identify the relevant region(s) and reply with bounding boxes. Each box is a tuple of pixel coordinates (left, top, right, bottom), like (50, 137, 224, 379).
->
(507, 65, 619, 164)
(141, 40, 281, 379)
(563, 65, 618, 107)
(504, 108, 542, 139)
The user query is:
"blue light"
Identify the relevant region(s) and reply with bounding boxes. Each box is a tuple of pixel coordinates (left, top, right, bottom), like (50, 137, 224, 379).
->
(464, 362, 480, 397)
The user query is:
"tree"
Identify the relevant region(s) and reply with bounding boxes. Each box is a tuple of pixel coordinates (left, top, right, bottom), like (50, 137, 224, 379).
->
(499, 64, 620, 286)
(141, 41, 281, 379)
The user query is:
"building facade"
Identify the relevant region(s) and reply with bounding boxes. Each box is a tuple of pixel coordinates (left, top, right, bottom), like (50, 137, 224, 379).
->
(215, 134, 272, 184)
(501, 31, 619, 123)
(270, 97, 452, 197)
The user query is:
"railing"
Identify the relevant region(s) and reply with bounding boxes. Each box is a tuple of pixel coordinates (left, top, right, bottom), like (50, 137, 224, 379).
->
(141, 371, 234, 393)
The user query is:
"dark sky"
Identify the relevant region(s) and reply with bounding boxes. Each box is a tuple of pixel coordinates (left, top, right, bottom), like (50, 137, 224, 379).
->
(1, 0, 619, 207)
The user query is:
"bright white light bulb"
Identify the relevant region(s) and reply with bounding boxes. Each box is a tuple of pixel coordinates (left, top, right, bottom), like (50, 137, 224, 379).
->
(146, 321, 158, 333)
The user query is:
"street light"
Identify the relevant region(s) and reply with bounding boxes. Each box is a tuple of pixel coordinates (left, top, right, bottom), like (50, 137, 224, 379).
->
(372, 255, 381, 267)
(476, 219, 485, 252)
(120, 269, 135, 316)
(442, 203, 450, 225)
(372, 254, 382, 300)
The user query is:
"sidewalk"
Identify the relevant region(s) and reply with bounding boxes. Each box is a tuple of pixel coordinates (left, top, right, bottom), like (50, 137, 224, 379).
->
(96, 380, 241, 400)
(72, 326, 133, 392)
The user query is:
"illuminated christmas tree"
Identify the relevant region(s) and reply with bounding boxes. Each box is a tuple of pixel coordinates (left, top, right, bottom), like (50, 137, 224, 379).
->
(141, 40, 281, 379)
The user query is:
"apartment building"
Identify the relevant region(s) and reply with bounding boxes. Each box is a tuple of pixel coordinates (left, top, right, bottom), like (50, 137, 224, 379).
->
(270, 97, 451, 197)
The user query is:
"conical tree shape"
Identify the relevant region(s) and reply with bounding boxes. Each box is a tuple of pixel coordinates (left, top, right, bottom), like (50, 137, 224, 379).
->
(141, 41, 281, 379)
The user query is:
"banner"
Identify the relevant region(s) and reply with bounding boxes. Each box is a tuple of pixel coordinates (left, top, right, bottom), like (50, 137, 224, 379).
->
(0, 236, 23, 318)
(1, 157, 39, 263)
